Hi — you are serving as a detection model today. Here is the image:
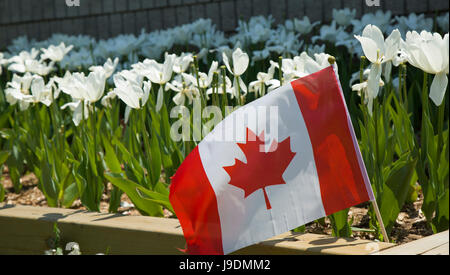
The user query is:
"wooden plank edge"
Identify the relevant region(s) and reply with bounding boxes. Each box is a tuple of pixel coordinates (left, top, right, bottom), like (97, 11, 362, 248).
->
(379, 230, 449, 255)
(0, 204, 395, 255)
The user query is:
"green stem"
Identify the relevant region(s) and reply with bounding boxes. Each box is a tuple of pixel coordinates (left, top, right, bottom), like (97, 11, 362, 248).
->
(359, 56, 366, 83)
(278, 56, 283, 85)
(437, 102, 445, 158)
(421, 72, 429, 157)
(402, 64, 408, 111)
(221, 66, 228, 115)
(235, 76, 241, 106)
(140, 107, 153, 189)
(398, 64, 404, 104)
(373, 97, 382, 195)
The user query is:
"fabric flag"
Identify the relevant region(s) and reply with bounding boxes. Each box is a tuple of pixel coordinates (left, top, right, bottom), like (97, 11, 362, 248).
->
(169, 66, 375, 255)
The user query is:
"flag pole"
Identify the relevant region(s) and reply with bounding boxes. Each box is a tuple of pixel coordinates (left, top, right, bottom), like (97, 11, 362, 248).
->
(371, 199, 390, 243)
(328, 56, 390, 244)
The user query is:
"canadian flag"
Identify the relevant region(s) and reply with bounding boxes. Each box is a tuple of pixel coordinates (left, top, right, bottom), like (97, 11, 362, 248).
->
(169, 66, 375, 255)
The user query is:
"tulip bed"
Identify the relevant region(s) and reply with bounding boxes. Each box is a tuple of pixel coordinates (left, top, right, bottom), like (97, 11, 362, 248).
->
(0, 9, 449, 242)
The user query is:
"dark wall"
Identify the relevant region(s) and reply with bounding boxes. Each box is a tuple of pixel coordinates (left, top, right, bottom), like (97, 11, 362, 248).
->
(0, 0, 448, 47)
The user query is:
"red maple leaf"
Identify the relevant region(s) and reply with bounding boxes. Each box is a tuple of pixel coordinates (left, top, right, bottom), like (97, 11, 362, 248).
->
(223, 128, 296, 210)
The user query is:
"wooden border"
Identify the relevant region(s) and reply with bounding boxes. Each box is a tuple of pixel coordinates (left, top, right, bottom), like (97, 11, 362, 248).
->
(0, 204, 396, 255)
(379, 230, 449, 255)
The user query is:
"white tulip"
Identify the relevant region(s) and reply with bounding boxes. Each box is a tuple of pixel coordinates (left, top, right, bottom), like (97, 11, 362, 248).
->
(222, 48, 249, 77)
(352, 69, 385, 111)
(4, 73, 33, 110)
(8, 48, 55, 76)
(404, 31, 449, 106)
(333, 8, 356, 27)
(40, 42, 74, 62)
(132, 54, 175, 111)
(352, 10, 392, 35)
(392, 13, 433, 37)
(173, 53, 194, 74)
(166, 75, 199, 106)
(249, 61, 278, 96)
(101, 91, 117, 108)
(57, 71, 106, 104)
(355, 25, 401, 108)
(112, 71, 150, 109)
(29, 75, 54, 106)
(61, 100, 89, 126)
(292, 16, 320, 35)
(89, 57, 119, 78)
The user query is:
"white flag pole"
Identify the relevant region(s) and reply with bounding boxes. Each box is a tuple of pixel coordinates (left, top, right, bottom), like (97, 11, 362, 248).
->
(371, 199, 390, 243)
(328, 56, 390, 243)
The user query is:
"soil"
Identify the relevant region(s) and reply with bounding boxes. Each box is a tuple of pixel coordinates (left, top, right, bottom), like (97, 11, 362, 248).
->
(1, 168, 433, 244)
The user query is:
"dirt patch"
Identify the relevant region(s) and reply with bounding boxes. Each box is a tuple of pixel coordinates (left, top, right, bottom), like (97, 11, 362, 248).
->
(1, 170, 433, 244)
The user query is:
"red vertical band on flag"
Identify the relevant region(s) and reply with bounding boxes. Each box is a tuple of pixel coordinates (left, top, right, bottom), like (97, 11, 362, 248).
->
(291, 66, 370, 215)
(169, 147, 224, 255)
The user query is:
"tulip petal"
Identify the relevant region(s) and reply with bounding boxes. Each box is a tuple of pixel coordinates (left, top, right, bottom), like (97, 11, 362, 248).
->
(384, 29, 401, 61)
(222, 52, 233, 75)
(430, 72, 448, 106)
(355, 35, 379, 63)
(173, 92, 185, 106)
(156, 86, 164, 111)
(367, 63, 382, 99)
(383, 61, 392, 83)
(362, 25, 385, 51)
(124, 106, 131, 124)
(232, 48, 249, 76)
(72, 101, 83, 126)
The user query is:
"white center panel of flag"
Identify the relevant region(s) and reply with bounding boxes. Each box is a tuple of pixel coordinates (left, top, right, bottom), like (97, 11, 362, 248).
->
(198, 83, 327, 254)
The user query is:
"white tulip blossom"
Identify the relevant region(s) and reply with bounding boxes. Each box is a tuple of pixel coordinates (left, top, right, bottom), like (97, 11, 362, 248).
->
(132, 53, 176, 111)
(166, 74, 199, 106)
(355, 25, 401, 113)
(206, 74, 233, 98)
(252, 49, 270, 64)
(312, 21, 349, 44)
(60, 48, 95, 71)
(267, 27, 303, 57)
(281, 52, 337, 82)
(40, 42, 74, 62)
(112, 70, 149, 110)
(56, 70, 106, 104)
(404, 31, 449, 106)
(351, 68, 385, 100)
(61, 100, 90, 126)
(8, 48, 54, 76)
(172, 53, 194, 74)
(222, 48, 249, 99)
(333, 8, 356, 27)
(291, 16, 320, 35)
(29, 75, 55, 106)
(89, 57, 119, 78)
(101, 91, 117, 108)
(352, 10, 392, 35)
(4, 73, 34, 110)
(183, 61, 218, 90)
(249, 61, 279, 96)
(390, 13, 433, 37)
(222, 48, 249, 77)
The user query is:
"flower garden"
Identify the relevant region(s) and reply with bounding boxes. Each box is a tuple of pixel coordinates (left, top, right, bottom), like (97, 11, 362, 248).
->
(0, 8, 449, 253)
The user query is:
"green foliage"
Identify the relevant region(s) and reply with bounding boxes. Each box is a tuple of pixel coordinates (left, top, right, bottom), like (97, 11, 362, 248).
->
(104, 172, 173, 217)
